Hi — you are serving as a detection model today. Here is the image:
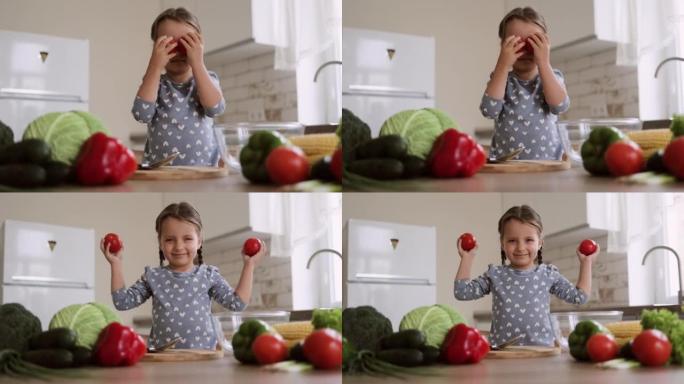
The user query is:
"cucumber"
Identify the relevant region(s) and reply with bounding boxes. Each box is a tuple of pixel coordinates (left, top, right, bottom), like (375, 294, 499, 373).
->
(70, 346, 92, 367)
(401, 155, 427, 178)
(420, 345, 441, 365)
(29, 328, 77, 350)
(22, 349, 74, 369)
(354, 135, 408, 160)
(0, 138, 51, 164)
(0, 164, 47, 188)
(376, 348, 424, 367)
(347, 158, 404, 180)
(43, 160, 72, 186)
(381, 329, 427, 350)
(311, 156, 336, 181)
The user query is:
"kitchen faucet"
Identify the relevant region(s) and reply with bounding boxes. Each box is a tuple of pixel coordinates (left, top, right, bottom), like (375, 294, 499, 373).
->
(641, 246, 684, 306)
(306, 248, 342, 269)
(313, 61, 342, 82)
(654, 57, 684, 78)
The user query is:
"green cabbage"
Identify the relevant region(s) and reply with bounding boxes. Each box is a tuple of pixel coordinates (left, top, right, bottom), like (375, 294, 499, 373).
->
(399, 304, 465, 347)
(48, 302, 120, 348)
(378, 108, 457, 159)
(23, 111, 108, 164)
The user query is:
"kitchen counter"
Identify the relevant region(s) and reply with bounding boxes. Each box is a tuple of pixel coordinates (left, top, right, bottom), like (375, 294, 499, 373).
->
(344, 353, 684, 384)
(0, 356, 340, 384)
(345, 166, 684, 192)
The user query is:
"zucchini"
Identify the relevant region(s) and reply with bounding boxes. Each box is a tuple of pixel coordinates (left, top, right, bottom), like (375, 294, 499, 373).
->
(420, 345, 441, 365)
(354, 135, 408, 160)
(381, 329, 427, 350)
(347, 158, 404, 180)
(401, 155, 427, 178)
(70, 346, 92, 367)
(21, 349, 73, 369)
(29, 328, 77, 350)
(376, 348, 424, 367)
(0, 138, 51, 164)
(43, 161, 72, 186)
(0, 164, 47, 188)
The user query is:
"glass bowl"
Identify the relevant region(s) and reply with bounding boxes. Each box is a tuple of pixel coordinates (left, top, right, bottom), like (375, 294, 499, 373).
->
(551, 310, 623, 351)
(213, 310, 291, 351)
(556, 118, 642, 165)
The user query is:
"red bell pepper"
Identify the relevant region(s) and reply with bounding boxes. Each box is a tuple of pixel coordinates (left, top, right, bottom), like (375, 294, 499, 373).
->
(93, 322, 147, 366)
(441, 323, 490, 364)
(428, 129, 486, 178)
(75, 132, 137, 185)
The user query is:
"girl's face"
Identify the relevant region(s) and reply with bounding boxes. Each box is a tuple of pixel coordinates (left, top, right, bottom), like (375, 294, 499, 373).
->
(500, 219, 542, 270)
(159, 217, 201, 272)
(503, 18, 545, 73)
(156, 19, 196, 76)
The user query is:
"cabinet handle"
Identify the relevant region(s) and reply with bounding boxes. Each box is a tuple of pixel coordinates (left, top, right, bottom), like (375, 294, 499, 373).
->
(10, 275, 91, 289)
(344, 85, 430, 99)
(0, 88, 85, 103)
(350, 273, 433, 285)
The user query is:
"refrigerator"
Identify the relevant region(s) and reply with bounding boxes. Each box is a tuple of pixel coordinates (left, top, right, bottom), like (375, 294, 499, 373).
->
(342, 28, 435, 136)
(344, 219, 436, 329)
(0, 30, 89, 139)
(0, 220, 95, 329)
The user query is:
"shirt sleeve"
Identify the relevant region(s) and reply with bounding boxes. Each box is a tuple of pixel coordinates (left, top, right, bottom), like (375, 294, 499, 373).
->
(454, 265, 493, 300)
(206, 266, 246, 311)
(480, 93, 504, 119)
(111, 267, 153, 310)
(203, 72, 226, 118)
(132, 96, 156, 124)
(547, 264, 588, 305)
(547, 69, 570, 115)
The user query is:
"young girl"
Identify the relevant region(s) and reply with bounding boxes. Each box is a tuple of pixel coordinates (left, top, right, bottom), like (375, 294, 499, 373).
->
(480, 7, 570, 160)
(454, 205, 597, 347)
(132, 8, 225, 166)
(102, 202, 264, 350)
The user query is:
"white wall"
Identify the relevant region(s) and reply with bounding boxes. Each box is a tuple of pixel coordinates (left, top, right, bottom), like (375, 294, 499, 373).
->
(342, 0, 505, 136)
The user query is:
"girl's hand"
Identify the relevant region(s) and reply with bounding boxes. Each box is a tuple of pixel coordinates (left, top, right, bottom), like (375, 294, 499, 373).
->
(243, 239, 267, 266)
(576, 243, 599, 265)
(528, 32, 551, 66)
(150, 35, 178, 70)
(457, 237, 477, 260)
(180, 31, 205, 70)
(100, 237, 123, 265)
(498, 35, 525, 69)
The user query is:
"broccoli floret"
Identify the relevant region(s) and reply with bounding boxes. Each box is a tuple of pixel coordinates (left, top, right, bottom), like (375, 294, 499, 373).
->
(339, 108, 372, 163)
(0, 303, 42, 352)
(342, 306, 393, 352)
(312, 308, 342, 333)
(671, 114, 684, 139)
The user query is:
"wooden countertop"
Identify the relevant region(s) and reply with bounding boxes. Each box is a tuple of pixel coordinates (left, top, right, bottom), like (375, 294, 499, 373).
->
(344, 353, 684, 384)
(0, 356, 340, 384)
(345, 166, 684, 192)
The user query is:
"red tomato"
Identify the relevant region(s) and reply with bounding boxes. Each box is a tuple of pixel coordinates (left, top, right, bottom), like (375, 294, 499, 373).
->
(517, 39, 534, 55)
(104, 233, 122, 253)
(664, 137, 684, 179)
(170, 38, 187, 56)
(632, 329, 672, 367)
(604, 140, 644, 176)
(302, 329, 342, 370)
(251, 333, 288, 365)
(330, 148, 343, 183)
(242, 238, 261, 257)
(459, 233, 477, 251)
(265, 147, 310, 185)
(578, 239, 597, 256)
(586, 333, 619, 362)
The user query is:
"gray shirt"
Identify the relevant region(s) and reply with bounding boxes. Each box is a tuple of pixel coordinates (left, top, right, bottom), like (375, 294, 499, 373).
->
(112, 264, 245, 350)
(454, 263, 587, 347)
(480, 70, 570, 160)
(132, 72, 226, 166)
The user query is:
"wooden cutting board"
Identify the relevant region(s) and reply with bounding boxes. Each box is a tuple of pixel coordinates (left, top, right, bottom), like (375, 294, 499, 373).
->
(480, 160, 571, 173)
(486, 346, 561, 359)
(131, 166, 229, 180)
(141, 348, 224, 362)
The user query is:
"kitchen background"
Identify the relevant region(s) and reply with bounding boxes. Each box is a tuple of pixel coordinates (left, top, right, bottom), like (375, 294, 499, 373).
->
(0, 193, 342, 329)
(343, 193, 684, 329)
(343, 0, 684, 144)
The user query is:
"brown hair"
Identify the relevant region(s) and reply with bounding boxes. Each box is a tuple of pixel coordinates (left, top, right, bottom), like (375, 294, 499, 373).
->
(155, 202, 204, 266)
(150, 7, 201, 41)
(498, 205, 544, 266)
(498, 7, 548, 39)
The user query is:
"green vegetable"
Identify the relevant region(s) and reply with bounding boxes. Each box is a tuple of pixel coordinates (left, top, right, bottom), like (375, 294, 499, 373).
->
(310, 156, 336, 181)
(420, 345, 441, 364)
(347, 158, 405, 180)
(231, 319, 272, 364)
(0, 304, 42, 353)
(239, 130, 288, 183)
(312, 308, 342, 333)
(0, 120, 13, 148)
(23, 111, 108, 165)
(43, 161, 72, 186)
(22, 349, 74, 369)
(379, 108, 456, 159)
(339, 108, 372, 162)
(398, 304, 466, 348)
(641, 308, 684, 364)
(343, 169, 430, 192)
(401, 155, 427, 178)
(289, 341, 307, 362)
(0, 164, 47, 189)
(0, 349, 86, 380)
(580, 126, 625, 175)
(70, 346, 92, 367)
(568, 320, 609, 361)
(0, 138, 52, 165)
(671, 114, 684, 138)
(380, 330, 427, 350)
(646, 149, 667, 174)
(376, 348, 424, 367)
(342, 306, 393, 352)
(48, 302, 120, 349)
(29, 328, 77, 350)
(354, 135, 408, 160)
(343, 349, 439, 378)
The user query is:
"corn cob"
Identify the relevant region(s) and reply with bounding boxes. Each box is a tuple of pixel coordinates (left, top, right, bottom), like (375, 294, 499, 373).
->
(626, 129, 672, 152)
(272, 321, 314, 340)
(289, 134, 340, 156)
(604, 320, 642, 338)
